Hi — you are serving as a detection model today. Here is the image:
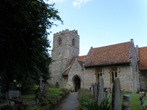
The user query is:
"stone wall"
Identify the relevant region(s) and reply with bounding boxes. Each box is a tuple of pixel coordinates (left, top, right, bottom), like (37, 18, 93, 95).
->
(49, 29, 80, 87)
(64, 59, 84, 90)
(140, 70, 147, 91)
(129, 39, 140, 92)
(83, 68, 96, 89)
(82, 65, 133, 92)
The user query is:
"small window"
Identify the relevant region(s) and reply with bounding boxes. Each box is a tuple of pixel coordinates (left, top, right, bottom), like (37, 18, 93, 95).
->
(72, 38, 75, 46)
(95, 68, 103, 82)
(111, 67, 117, 84)
(58, 38, 62, 45)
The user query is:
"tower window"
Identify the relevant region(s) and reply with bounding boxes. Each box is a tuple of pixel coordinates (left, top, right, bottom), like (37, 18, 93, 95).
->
(58, 38, 62, 45)
(72, 38, 75, 46)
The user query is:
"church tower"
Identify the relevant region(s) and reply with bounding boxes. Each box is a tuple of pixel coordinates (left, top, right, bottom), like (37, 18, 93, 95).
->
(50, 29, 79, 87)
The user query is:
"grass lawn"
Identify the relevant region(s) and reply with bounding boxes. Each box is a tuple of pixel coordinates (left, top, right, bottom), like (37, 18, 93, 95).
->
(21, 87, 69, 110)
(79, 89, 147, 110)
(127, 93, 147, 110)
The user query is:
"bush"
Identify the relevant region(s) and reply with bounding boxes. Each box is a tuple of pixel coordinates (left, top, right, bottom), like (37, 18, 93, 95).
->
(81, 98, 111, 110)
(78, 89, 111, 110)
(78, 89, 93, 110)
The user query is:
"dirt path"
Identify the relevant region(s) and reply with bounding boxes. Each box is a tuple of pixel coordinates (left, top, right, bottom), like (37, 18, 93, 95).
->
(58, 92, 78, 110)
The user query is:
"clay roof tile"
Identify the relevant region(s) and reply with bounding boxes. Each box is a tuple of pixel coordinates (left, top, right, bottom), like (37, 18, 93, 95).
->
(84, 41, 131, 67)
(139, 47, 147, 70)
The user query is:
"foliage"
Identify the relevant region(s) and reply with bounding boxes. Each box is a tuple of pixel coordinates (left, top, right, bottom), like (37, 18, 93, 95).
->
(78, 89, 111, 110)
(81, 98, 111, 110)
(34, 87, 69, 107)
(78, 89, 93, 110)
(0, 0, 62, 91)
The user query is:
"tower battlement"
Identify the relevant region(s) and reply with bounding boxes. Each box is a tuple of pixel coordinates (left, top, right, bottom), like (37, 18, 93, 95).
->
(54, 29, 79, 37)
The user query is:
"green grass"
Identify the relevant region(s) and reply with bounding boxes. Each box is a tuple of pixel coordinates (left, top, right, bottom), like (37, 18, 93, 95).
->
(129, 93, 140, 110)
(21, 94, 35, 100)
(127, 93, 147, 110)
(21, 87, 69, 110)
(78, 89, 147, 110)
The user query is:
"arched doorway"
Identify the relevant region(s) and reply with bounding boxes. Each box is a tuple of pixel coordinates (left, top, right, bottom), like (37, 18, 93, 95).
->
(73, 75, 81, 92)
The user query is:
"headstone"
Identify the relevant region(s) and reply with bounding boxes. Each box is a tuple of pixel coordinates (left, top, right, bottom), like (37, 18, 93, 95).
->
(9, 82, 16, 90)
(112, 78, 121, 110)
(122, 94, 130, 110)
(8, 90, 21, 98)
(39, 76, 43, 92)
(97, 76, 104, 105)
(91, 83, 94, 97)
(94, 83, 98, 101)
(44, 81, 49, 92)
(105, 88, 111, 100)
(55, 82, 59, 88)
(140, 92, 145, 110)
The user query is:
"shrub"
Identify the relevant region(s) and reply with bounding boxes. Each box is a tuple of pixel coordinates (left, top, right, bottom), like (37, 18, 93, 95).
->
(78, 89, 93, 110)
(81, 98, 111, 110)
(78, 89, 111, 110)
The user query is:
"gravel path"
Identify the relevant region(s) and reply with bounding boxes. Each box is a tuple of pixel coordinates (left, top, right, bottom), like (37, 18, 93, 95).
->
(58, 92, 78, 110)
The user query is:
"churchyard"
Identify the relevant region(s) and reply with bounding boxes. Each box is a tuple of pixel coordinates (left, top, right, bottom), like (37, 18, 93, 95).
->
(0, 77, 69, 110)
(0, 76, 147, 110)
(78, 76, 147, 110)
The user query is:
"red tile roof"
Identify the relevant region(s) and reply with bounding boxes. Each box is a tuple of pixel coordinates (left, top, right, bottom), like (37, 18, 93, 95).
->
(77, 55, 86, 62)
(139, 47, 147, 70)
(62, 56, 85, 76)
(84, 42, 131, 67)
(62, 57, 76, 76)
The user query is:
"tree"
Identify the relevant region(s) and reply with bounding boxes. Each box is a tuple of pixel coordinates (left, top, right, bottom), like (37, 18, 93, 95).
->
(0, 0, 62, 91)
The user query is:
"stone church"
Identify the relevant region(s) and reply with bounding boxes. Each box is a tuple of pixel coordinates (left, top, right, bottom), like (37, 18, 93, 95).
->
(49, 29, 147, 93)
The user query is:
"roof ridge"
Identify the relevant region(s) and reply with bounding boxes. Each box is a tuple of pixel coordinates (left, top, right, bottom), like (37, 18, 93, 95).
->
(93, 41, 130, 49)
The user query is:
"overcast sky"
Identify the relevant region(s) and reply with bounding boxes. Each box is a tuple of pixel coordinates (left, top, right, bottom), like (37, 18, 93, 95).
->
(47, 0, 147, 55)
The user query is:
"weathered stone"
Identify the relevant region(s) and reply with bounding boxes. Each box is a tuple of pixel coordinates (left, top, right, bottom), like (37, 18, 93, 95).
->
(39, 76, 43, 92)
(105, 88, 111, 100)
(140, 92, 145, 110)
(122, 94, 130, 110)
(112, 78, 121, 110)
(90, 83, 94, 96)
(9, 82, 16, 90)
(97, 76, 104, 105)
(94, 83, 98, 101)
(8, 90, 21, 98)
(44, 82, 49, 92)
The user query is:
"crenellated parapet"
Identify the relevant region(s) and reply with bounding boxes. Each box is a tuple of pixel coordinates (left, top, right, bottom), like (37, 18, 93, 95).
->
(54, 29, 79, 37)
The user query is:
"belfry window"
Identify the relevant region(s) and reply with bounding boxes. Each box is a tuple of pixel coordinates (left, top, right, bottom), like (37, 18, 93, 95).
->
(58, 38, 62, 45)
(72, 38, 75, 46)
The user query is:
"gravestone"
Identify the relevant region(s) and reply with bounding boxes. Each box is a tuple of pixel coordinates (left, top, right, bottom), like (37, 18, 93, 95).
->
(91, 83, 94, 97)
(44, 81, 49, 92)
(112, 78, 121, 110)
(9, 82, 16, 90)
(39, 76, 43, 92)
(8, 90, 21, 98)
(140, 92, 145, 110)
(122, 94, 130, 110)
(55, 82, 59, 88)
(105, 88, 111, 100)
(94, 83, 98, 101)
(97, 76, 104, 105)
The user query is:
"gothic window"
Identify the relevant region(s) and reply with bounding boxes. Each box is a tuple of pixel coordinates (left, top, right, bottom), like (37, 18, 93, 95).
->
(72, 38, 75, 46)
(95, 68, 103, 83)
(111, 67, 117, 84)
(58, 38, 62, 45)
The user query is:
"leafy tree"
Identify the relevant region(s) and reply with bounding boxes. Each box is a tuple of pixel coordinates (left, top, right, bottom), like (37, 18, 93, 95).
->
(0, 0, 62, 91)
